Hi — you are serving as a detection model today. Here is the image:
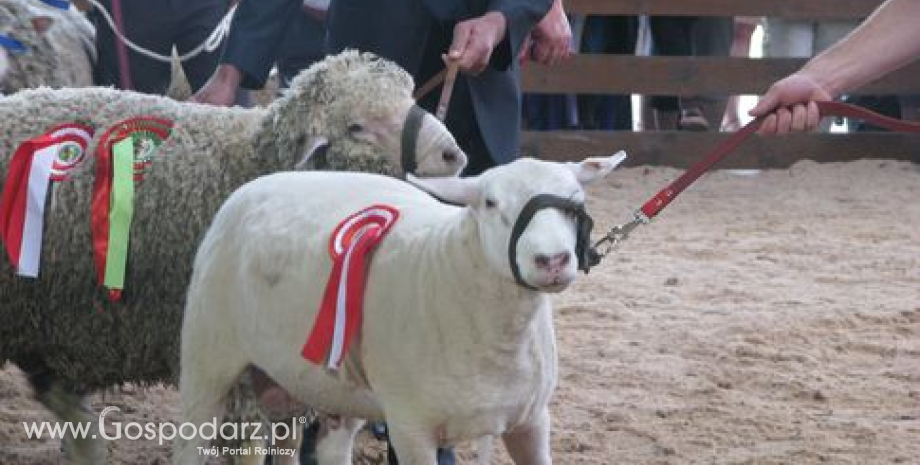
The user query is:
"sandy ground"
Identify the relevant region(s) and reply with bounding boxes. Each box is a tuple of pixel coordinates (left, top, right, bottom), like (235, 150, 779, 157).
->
(2, 160, 919, 464)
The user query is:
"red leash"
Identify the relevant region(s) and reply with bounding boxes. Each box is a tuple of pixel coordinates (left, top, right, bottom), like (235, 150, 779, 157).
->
(593, 101, 920, 257)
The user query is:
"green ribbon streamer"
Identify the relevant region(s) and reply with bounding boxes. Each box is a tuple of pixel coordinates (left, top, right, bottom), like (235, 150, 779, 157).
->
(104, 136, 135, 291)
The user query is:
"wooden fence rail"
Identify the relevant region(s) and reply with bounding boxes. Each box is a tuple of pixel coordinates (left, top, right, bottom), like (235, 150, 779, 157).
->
(522, 56, 920, 96)
(565, 0, 885, 19)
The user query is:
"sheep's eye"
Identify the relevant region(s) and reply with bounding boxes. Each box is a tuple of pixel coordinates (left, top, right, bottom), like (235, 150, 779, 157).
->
(485, 198, 497, 209)
(347, 123, 364, 134)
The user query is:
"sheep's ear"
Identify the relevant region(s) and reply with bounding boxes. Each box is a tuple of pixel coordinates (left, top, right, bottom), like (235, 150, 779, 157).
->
(30, 15, 55, 34)
(295, 136, 329, 168)
(568, 151, 627, 185)
(406, 174, 480, 206)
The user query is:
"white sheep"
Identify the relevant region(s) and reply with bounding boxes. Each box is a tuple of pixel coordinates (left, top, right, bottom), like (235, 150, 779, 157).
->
(0, 0, 95, 93)
(178, 152, 627, 464)
(0, 50, 466, 465)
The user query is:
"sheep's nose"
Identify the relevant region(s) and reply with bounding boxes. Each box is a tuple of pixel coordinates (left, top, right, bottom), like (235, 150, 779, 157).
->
(443, 150, 459, 164)
(534, 252, 571, 271)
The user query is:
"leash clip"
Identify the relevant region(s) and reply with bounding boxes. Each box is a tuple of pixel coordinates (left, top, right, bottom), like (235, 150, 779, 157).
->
(592, 210, 648, 258)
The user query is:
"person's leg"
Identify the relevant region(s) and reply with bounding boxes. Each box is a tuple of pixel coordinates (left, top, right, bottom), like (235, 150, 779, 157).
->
(721, 17, 759, 131)
(603, 15, 638, 130)
(91, 0, 173, 94)
(276, 12, 327, 88)
(648, 16, 695, 129)
(416, 23, 495, 176)
(762, 19, 814, 58)
(173, 0, 226, 92)
(686, 17, 734, 129)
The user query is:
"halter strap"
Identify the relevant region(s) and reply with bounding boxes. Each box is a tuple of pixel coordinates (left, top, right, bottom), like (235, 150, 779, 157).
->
(400, 105, 426, 176)
(508, 194, 599, 290)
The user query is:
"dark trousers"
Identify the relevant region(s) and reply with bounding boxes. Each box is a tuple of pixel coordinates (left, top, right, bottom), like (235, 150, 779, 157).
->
(649, 16, 733, 116)
(276, 12, 327, 87)
(578, 15, 638, 130)
(91, 0, 228, 94)
(415, 20, 495, 176)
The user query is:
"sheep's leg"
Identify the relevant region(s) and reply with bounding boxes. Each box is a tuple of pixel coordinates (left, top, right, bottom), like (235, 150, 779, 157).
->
(501, 408, 552, 465)
(267, 423, 302, 465)
(314, 416, 364, 465)
(41, 385, 105, 464)
(385, 419, 439, 465)
(174, 353, 247, 465)
(224, 373, 269, 465)
(24, 361, 105, 464)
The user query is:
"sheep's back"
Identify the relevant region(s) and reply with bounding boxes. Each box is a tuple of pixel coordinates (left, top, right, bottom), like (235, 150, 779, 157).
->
(0, 88, 266, 390)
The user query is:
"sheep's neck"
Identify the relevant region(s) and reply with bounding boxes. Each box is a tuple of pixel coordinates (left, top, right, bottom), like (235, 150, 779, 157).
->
(414, 210, 550, 355)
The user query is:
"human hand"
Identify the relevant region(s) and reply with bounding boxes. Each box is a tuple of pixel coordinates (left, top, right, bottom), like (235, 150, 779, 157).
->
(189, 64, 242, 106)
(750, 72, 834, 135)
(302, 0, 329, 20)
(71, 0, 94, 12)
(449, 12, 507, 75)
(521, 0, 572, 66)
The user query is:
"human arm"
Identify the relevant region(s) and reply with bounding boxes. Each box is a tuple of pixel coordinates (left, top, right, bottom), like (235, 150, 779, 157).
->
(447, 0, 552, 75)
(751, 0, 920, 134)
(521, 0, 572, 66)
(191, 0, 302, 105)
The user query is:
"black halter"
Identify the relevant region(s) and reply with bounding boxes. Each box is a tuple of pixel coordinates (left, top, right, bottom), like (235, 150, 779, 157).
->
(400, 105, 427, 176)
(508, 194, 601, 290)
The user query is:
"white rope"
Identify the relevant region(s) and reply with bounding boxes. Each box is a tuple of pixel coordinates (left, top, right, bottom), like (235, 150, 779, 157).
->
(85, 0, 236, 63)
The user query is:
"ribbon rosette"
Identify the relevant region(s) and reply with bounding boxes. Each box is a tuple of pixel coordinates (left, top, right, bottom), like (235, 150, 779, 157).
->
(1, 123, 94, 277)
(302, 205, 400, 370)
(91, 116, 173, 301)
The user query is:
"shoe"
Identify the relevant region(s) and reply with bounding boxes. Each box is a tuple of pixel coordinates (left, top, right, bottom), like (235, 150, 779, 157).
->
(678, 108, 711, 132)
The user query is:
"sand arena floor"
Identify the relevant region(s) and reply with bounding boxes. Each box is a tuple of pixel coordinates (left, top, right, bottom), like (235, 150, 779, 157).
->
(2, 160, 919, 464)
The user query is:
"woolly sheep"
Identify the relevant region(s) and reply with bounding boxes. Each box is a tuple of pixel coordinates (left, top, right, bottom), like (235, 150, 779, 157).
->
(0, 42, 7, 82)
(0, 51, 466, 464)
(177, 153, 628, 465)
(0, 0, 95, 93)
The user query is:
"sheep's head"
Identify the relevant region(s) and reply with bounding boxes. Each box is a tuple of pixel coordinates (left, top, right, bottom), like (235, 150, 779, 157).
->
(0, 0, 56, 94)
(409, 152, 627, 293)
(268, 50, 467, 177)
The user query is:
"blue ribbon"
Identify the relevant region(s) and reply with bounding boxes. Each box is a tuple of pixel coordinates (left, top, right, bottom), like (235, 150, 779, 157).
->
(38, 0, 71, 9)
(0, 35, 27, 54)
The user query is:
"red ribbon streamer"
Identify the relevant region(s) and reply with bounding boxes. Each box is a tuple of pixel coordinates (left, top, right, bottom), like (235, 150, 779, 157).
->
(90, 116, 173, 301)
(302, 205, 399, 370)
(1, 124, 93, 275)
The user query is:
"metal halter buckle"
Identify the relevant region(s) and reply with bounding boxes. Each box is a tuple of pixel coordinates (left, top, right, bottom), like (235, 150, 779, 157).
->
(592, 211, 649, 259)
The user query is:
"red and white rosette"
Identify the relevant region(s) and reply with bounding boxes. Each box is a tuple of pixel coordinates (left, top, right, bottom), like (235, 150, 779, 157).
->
(0, 123, 93, 277)
(302, 205, 399, 370)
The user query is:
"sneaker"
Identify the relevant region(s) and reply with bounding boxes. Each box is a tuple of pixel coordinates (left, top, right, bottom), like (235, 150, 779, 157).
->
(678, 108, 711, 132)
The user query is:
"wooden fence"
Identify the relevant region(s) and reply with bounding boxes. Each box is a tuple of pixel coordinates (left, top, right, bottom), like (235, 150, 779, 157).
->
(520, 0, 920, 168)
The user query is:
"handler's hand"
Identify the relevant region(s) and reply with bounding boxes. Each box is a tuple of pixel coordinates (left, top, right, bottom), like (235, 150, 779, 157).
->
(190, 64, 242, 106)
(449, 12, 507, 75)
(522, 1, 572, 65)
(750, 73, 833, 135)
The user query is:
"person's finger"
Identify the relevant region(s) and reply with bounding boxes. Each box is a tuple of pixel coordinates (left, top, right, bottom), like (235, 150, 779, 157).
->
(750, 90, 780, 117)
(533, 42, 552, 64)
(805, 100, 821, 131)
(544, 41, 561, 66)
(460, 38, 490, 75)
(758, 114, 778, 135)
(790, 103, 808, 132)
(450, 21, 472, 61)
(561, 44, 574, 60)
(552, 44, 567, 65)
(518, 34, 533, 64)
(775, 107, 793, 135)
(556, 42, 573, 63)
